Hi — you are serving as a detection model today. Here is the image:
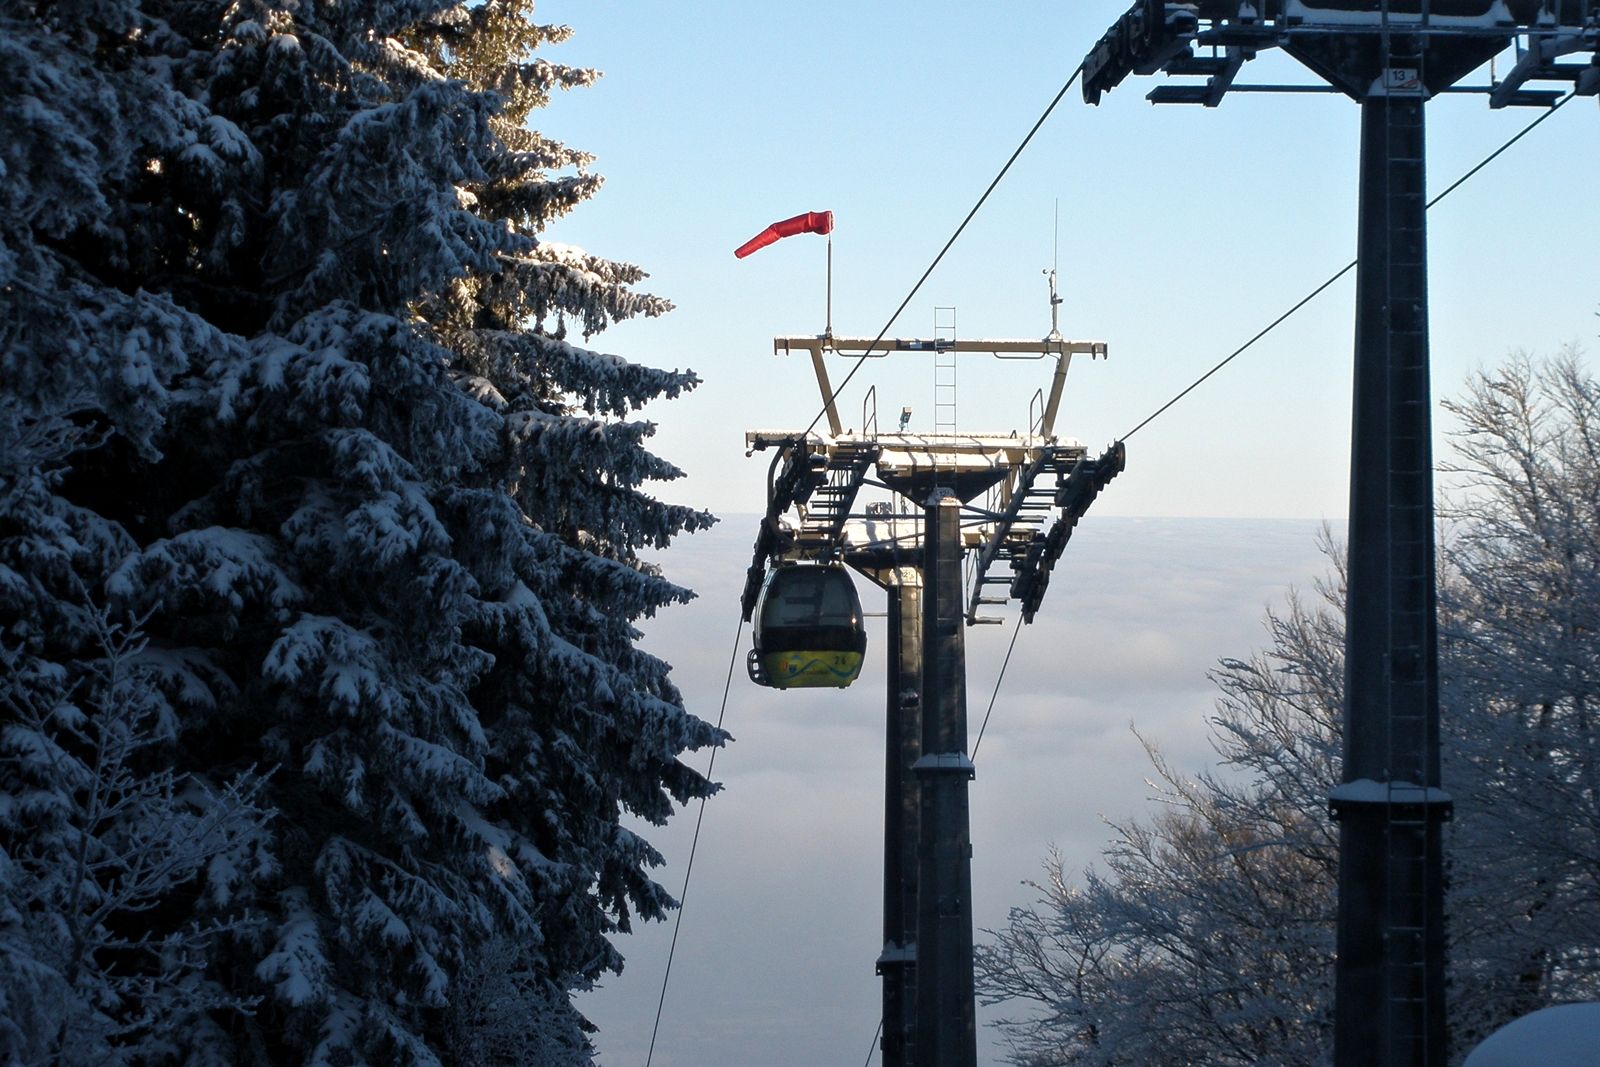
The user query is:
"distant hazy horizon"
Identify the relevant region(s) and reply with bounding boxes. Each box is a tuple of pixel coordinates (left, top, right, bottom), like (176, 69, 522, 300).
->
(581, 514, 1334, 1066)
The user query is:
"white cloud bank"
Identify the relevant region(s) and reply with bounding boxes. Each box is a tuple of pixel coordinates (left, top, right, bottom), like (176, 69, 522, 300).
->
(581, 515, 1332, 1066)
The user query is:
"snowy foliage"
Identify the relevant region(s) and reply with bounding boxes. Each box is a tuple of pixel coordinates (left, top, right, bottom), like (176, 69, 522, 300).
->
(978, 574, 1344, 1067)
(2, 0, 718, 1062)
(979, 354, 1600, 1067)
(1438, 348, 1600, 1049)
(0, 589, 271, 1066)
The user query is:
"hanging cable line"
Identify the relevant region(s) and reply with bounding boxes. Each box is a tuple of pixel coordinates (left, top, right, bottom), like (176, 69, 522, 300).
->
(972, 91, 1574, 783)
(644, 615, 746, 1067)
(646, 62, 1574, 1067)
(1120, 89, 1576, 443)
(802, 64, 1087, 437)
(971, 613, 1024, 761)
(647, 65, 1085, 1067)
(862, 1018, 884, 1067)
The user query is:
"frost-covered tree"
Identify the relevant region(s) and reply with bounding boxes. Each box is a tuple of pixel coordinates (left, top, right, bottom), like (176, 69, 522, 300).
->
(977, 576, 1344, 1067)
(978, 354, 1600, 1067)
(0, 573, 272, 1065)
(2, 0, 718, 1062)
(1440, 349, 1600, 1048)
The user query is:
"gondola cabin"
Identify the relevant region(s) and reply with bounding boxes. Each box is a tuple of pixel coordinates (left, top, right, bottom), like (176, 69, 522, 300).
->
(748, 563, 867, 689)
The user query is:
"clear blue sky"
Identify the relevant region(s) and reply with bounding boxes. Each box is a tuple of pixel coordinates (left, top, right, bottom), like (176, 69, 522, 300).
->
(541, 0, 1597, 522)
(533, 4, 1598, 1063)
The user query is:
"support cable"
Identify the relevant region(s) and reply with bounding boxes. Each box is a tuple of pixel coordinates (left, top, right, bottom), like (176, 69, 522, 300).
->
(644, 615, 747, 1067)
(1120, 89, 1574, 443)
(803, 64, 1086, 437)
(862, 1018, 884, 1067)
(961, 89, 1573, 787)
(971, 613, 1025, 761)
(688, 64, 1572, 1067)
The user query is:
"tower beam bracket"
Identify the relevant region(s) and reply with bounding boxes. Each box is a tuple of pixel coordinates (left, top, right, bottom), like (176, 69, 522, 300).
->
(1082, 0, 1600, 108)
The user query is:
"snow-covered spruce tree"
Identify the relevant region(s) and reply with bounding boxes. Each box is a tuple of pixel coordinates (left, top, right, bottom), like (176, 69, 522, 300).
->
(0, 582, 271, 1065)
(978, 355, 1600, 1067)
(1, 7, 277, 1061)
(2, 0, 719, 1062)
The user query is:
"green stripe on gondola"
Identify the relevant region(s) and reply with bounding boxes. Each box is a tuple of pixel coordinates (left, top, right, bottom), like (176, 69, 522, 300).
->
(761, 650, 865, 689)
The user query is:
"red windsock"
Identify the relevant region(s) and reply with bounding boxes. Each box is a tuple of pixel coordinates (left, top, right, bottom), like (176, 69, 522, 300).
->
(734, 210, 834, 258)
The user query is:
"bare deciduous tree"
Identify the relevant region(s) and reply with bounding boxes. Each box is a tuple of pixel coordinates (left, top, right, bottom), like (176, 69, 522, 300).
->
(980, 352, 1600, 1066)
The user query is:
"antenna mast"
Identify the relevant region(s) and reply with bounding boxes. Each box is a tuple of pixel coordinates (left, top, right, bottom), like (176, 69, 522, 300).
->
(1045, 200, 1063, 341)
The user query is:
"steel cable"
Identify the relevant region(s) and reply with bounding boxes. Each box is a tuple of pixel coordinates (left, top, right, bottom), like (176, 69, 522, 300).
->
(643, 615, 746, 1067)
(646, 67, 1575, 1067)
(802, 64, 1087, 437)
(1121, 90, 1576, 442)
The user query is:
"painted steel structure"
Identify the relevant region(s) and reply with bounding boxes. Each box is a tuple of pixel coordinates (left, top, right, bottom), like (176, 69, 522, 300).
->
(1078, 2, 1598, 1065)
(742, 318, 1122, 1066)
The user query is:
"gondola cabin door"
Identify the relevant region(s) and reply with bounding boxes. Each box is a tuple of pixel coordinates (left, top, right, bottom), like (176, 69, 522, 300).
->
(748, 563, 868, 689)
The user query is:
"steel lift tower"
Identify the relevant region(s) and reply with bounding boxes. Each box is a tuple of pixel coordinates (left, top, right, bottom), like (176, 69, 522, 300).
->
(1078, 2, 1599, 1064)
(741, 290, 1123, 1067)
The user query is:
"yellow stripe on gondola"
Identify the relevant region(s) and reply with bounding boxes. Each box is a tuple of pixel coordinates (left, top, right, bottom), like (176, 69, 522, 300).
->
(761, 650, 864, 690)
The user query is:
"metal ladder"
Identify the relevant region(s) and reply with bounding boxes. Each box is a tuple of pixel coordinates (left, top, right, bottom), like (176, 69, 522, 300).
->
(965, 449, 1080, 622)
(1384, 783, 1433, 1065)
(1379, 26, 1440, 1064)
(803, 442, 879, 547)
(934, 306, 957, 435)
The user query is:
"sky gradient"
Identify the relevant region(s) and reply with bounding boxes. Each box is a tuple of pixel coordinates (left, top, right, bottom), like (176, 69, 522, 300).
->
(534, 4, 1597, 1062)
(540, 0, 1596, 521)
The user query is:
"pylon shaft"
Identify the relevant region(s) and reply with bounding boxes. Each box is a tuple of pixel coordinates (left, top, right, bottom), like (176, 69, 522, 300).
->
(1335, 89, 1448, 1067)
(880, 576, 922, 1067)
(913, 495, 977, 1067)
